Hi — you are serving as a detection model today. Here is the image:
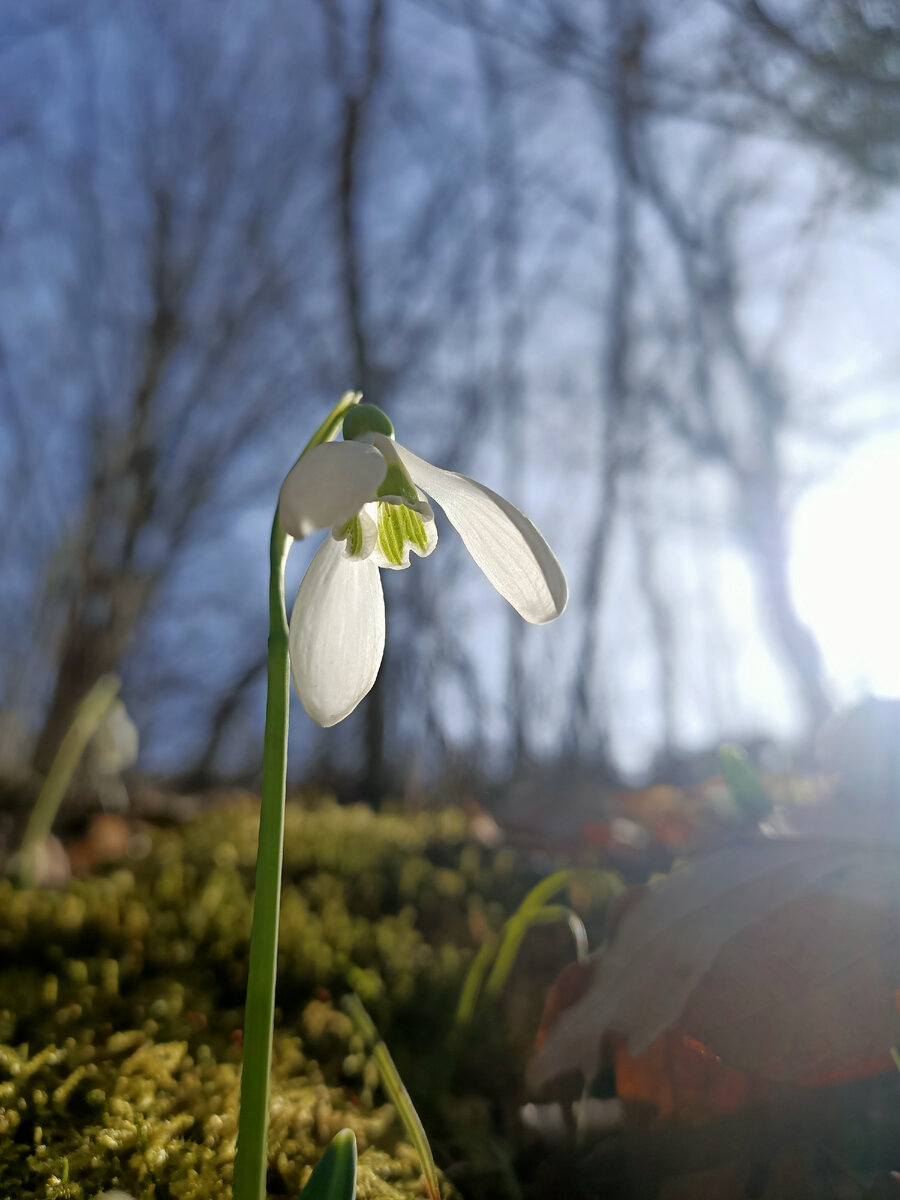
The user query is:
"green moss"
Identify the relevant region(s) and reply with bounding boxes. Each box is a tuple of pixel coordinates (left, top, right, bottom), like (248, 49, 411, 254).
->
(0, 798, 575, 1198)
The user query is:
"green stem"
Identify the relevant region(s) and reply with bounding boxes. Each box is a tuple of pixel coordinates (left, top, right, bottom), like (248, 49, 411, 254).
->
(18, 673, 120, 887)
(454, 933, 500, 1027)
(233, 391, 360, 1200)
(484, 904, 588, 1000)
(455, 868, 615, 1029)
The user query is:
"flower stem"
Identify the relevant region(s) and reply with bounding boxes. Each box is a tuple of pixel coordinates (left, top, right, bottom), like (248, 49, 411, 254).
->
(233, 392, 361, 1200)
(232, 515, 290, 1200)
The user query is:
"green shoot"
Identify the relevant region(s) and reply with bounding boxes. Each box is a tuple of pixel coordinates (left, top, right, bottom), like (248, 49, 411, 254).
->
(299, 1128, 357, 1200)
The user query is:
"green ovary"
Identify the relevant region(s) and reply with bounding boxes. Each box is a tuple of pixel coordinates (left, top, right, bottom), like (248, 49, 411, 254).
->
(377, 503, 429, 565)
(377, 463, 420, 506)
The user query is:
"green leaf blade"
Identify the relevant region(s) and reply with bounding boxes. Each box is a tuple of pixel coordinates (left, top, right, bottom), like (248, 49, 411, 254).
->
(299, 1128, 357, 1200)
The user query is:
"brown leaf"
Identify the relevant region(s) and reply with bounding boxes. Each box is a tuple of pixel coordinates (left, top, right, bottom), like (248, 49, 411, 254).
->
(529, 805, 900, 1089)
(679, 888, 900, 1080)
(614, 1031, 755, 1119)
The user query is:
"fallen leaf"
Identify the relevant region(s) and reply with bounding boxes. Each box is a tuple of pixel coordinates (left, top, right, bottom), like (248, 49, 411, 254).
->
(529, 804, 900, 1090)
(534, 958, 595, 1052)
(613, 1030, 755, 1118)
(678, 886, 900, 1080)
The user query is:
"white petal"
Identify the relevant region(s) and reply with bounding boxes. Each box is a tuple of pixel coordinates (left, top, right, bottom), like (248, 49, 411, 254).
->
(393, 443, 568, 624)
(289, 535, 385, 726)
(278, 441, 387, 539)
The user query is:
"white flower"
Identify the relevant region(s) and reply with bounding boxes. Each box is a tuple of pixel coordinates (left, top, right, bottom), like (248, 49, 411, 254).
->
(278, 421, 567, 727)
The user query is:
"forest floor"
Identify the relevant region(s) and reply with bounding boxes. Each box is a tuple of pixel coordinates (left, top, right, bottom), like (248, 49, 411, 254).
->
(0, 782, 896, 1200)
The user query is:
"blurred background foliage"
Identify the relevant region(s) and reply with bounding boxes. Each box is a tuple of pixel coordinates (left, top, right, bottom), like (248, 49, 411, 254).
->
(0, 0, 898, 799)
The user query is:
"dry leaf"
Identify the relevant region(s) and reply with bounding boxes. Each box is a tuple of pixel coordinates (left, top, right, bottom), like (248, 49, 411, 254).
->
(529, 804, 900, 1089)
(613, 1031, 756, 1118)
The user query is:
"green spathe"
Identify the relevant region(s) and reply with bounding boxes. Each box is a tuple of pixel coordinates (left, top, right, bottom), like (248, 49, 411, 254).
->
(342, 403, 394, 442)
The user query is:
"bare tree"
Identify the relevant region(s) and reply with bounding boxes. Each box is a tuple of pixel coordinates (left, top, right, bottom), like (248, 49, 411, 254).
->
(4, 0, 900, 789)
(566, 3, 644, 756)
(0, 1, 341, 772)
(727, 0, 900, 182)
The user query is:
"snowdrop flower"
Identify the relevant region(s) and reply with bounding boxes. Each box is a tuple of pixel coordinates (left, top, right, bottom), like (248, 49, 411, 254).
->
(278, 403, 567, 726)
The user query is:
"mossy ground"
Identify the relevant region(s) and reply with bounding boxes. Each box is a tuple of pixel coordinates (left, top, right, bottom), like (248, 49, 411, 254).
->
(1, 792, 896, 1200)
(0, 797, 579, 1200)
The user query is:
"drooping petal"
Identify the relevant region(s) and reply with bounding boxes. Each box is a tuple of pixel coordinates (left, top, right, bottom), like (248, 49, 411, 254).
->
(278, 441, 387, 539)
(392, 442, 568, 624)
(289, 534, 385, 726)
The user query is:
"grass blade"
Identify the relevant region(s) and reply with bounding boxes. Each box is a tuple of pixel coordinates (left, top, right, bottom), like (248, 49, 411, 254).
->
(342, 994, 441, 1200)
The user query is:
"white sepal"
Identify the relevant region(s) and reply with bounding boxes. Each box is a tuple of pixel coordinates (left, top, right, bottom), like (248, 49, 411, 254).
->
(288, 535, 385, 726)
(394, 443, 568, 624)
(278, 441, 387, 539)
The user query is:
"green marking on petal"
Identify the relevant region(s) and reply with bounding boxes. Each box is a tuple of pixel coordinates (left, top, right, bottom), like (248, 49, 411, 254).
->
(377, 463, 420, 506)
(377, 502, 429, 566)
(336, 515, 364, 557)
(404, 508, 429, 554)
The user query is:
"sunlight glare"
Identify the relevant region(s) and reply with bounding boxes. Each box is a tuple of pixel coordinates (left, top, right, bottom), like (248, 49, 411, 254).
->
(791, 434, 900, 699)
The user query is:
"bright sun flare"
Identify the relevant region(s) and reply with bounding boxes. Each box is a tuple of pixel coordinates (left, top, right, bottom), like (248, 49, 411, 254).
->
(791, 433, 900, 699)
